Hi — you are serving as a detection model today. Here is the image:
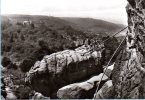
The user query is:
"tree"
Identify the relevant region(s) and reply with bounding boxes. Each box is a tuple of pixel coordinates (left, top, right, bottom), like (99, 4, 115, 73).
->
(38, 39, 48, 49)
(20, 34, 25, 41)
(19, 58, 36, 72)
(7, 63, 18, 69)
(10, 33, 14, 42)
(31, 23, 35, 29)
(2, 57, 11, 67)
(14, 85, 32, 99)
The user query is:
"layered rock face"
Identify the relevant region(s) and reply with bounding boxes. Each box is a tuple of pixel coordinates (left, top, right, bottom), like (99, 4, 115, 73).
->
(57, 73, 109, 99)
(57, 63, 114, 99)
(112, 0, 145, 98)
(25, 44, 104, 97)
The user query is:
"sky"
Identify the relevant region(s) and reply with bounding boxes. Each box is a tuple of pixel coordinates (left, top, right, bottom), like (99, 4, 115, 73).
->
(1, 0, 128, 25)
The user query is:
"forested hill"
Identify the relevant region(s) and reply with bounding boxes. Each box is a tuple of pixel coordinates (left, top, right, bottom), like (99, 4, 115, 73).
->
(60, 17, 126, 36)
(1, 15, 125, 71)
(2, 15, 86, 65)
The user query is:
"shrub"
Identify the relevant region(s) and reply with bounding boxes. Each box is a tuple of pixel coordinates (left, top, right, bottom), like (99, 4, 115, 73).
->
(14, 85, 32, 99)
(14, 45, 24, 53)
(20, 34, 25, 41)
(2, 57, 11, 67)
(19, 58, 36, 72)
(9, 33, 14, 42)
(16, 22, 23, 26)
(17, 29, 21, 33)
(2, 43, 12, 52)
(28, 30, 34, 35)
(7, 63, 18, 69)
(30, 23, 35, 29)
(38, 39, 48, 49)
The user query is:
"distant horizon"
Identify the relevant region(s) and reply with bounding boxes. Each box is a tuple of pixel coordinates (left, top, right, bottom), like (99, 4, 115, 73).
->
(2, 0, 128, 25)
(1, 14, 127, 26)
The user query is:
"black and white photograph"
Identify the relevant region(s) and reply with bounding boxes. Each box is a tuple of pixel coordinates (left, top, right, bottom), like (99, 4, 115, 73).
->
(1, 0, 145, 99)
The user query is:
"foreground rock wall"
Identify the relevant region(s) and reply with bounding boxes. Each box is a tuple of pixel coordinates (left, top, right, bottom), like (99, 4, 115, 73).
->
(25, 44, 103, 97)
(112, 0, 145, 98)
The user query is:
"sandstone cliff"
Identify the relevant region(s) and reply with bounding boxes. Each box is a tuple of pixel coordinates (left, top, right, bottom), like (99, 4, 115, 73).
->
(112, 0, 145, 98)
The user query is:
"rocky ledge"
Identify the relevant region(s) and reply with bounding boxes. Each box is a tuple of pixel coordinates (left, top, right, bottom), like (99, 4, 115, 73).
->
(25, 44, 104, 97)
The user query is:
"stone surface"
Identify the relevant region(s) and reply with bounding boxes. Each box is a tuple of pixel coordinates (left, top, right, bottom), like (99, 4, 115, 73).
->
(32, 92, 50, 100)
(25, 44, 104, 97)
(103, 63, 114, 77)
(94, 80, 114, 99)
(57, 63, 114, 99)
(57, 73, 109, 99)
(112, 0, 145, 98)
(5, 87, 17, 100)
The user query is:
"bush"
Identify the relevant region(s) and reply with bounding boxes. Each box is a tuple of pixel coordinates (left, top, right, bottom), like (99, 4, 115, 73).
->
(16, 22, 23, 25)
(14, 85, 32, 99)
(2, 57, 11, 67)
(19, 45, 54, 73)
(7, 63, 18, 69)
(13, 45, 23, 53)
(19, 58, 36, 72)
(2, 42, 12, 52)
(20, 34, 25, 41)
(9, 33, 14, 42)
(30, 23, 35, 29)
(38, 39, 48, 49)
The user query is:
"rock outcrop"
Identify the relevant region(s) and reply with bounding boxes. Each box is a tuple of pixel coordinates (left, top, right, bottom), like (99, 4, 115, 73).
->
(57, 63, 114, 99)
(57, 73, 108, 99)
(32, 92, 50, 100)
(1, 74, 17, 100)
(94, 80, 114, 99)
(112, 0, 145, 98)
(5, 87, 17, 100)
(25, 44, 104, 97)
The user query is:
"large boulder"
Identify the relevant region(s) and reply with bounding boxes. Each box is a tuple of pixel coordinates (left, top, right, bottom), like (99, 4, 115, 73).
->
(57, 73, 109, 99)
(25, 44, 104, 97)
(57, 63, 114, 99)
